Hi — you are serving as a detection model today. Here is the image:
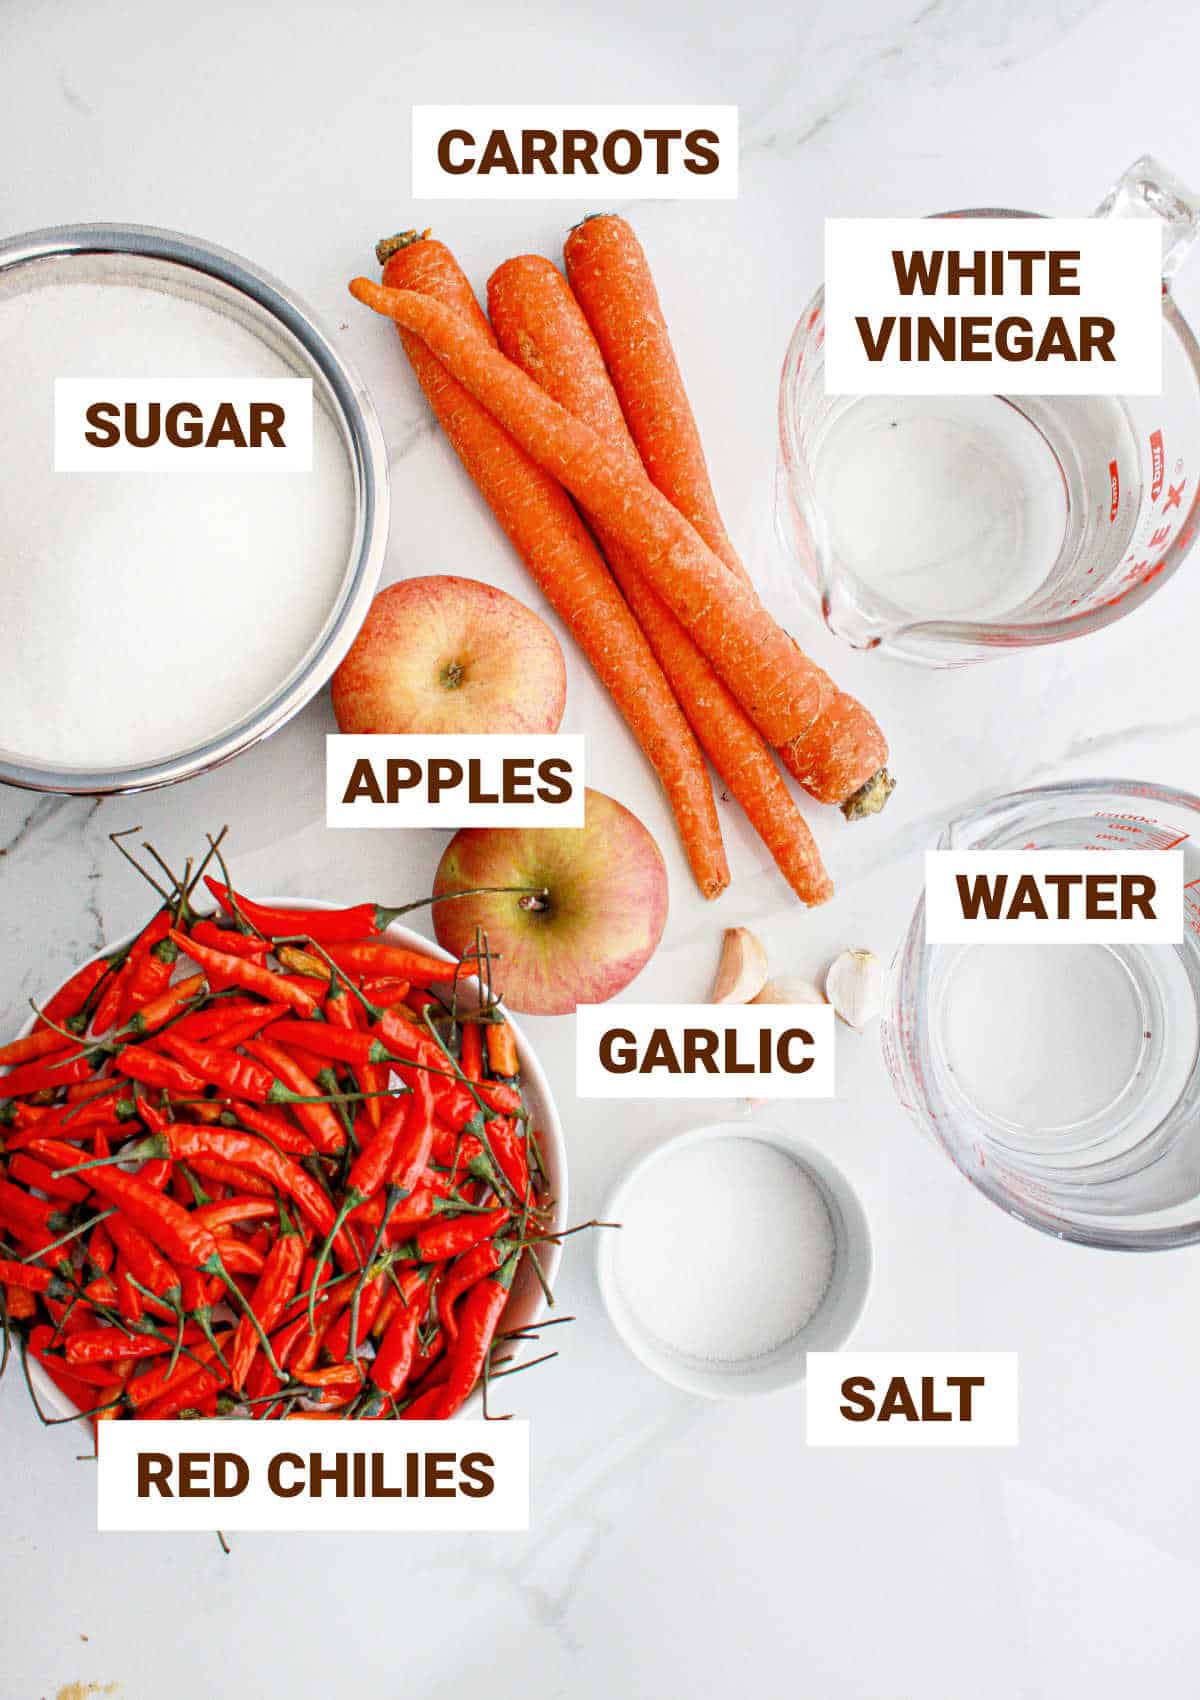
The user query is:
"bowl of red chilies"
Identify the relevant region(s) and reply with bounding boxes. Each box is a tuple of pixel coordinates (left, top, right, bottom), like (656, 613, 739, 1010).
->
(0, 830, 568, 1426)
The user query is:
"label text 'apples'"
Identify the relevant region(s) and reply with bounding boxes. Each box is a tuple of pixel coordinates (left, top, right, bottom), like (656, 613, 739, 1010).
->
(326, 735, 585, 828)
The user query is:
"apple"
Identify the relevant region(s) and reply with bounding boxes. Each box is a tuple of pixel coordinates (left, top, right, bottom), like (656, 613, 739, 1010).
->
(432, 788, 668, 1015)
(332, 575, 566, 736)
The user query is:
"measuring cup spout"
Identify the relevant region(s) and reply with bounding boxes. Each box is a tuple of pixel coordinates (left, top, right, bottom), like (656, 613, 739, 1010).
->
(1095, 156, 1200, 282)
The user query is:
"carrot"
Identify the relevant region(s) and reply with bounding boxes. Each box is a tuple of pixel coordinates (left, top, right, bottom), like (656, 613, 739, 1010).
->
(564, 214, 893, 818)
(370, 233, 728, 901)
(776, 694, 894, 816)
(487, 255, 833, 907)
(349, 275, 826, 752)
(563, 213, 748, 584)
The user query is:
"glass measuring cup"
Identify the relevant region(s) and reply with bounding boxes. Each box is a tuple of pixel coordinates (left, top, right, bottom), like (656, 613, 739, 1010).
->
(777, 158, 1200, 664)
(882, 780, 1200, 1249)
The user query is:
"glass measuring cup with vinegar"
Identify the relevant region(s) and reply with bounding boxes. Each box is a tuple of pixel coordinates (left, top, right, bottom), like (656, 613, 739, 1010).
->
(777, 158, 1200, 663)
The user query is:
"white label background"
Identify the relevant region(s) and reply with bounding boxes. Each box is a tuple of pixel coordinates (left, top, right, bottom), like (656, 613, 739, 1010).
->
(824, 218, 1162, 395)
(411, 105, 738, 200)
(806, 1353, 1019, 1447)
(924, 850, 1184, 943)
(576, 1003, 835, 1100)
(97, 1421, 529, 1531)
(54, 378, 313, 470)
(327, 735, 585, 828)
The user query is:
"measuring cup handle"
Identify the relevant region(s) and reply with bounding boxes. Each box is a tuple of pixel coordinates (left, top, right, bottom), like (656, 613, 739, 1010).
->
(1094, 155, 1200, 283)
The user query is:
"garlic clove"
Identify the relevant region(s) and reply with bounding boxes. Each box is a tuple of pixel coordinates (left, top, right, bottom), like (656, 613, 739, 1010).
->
(825, 948, 883, 1029)
(751, 976, 826, 1005)
(709, 926, 769, 1004)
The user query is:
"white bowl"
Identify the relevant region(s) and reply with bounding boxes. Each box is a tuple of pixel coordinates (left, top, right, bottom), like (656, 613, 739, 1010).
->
(14, 897, 566, 1423)
(596, 1122, 870, 1398)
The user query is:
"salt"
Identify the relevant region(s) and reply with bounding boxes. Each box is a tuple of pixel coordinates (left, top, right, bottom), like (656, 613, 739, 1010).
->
(613, 1136, 836, 1364)
(0, 278, 355, 770)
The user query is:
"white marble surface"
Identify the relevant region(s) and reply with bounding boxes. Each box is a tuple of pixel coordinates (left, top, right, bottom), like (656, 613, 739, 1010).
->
(4, 1, 1200, 1694)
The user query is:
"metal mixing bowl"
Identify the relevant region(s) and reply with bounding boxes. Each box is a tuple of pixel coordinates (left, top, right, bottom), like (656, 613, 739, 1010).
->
(0, 223, 389, 795)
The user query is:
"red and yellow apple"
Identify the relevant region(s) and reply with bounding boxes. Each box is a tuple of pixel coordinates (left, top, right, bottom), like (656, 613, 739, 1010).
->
(432, 789, 668, 1015)
(332, 575, 566, 736)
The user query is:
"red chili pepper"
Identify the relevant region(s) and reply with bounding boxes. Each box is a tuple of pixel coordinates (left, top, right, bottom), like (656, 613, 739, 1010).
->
(358, 977, 412, 1009)
(189, 919, 272, 960)
(214, 1238, 265, 1276)
(156, 1032, 276, 1101)
(265, 1020, 396, 1070)
(0, 1050, 94, 1100)
(65, 1326, 201, 1367)
(88, 1217, 115, 1275)
(406, 1205, 510, 1266)
(436, 1238, 512, 1343)
(26, 1326, 110, 1414)
(0, 1176, 67, 1239)
(370, 1272, 431, 1395)
(327, 941, 459, 982)
(484, 1117, 532, 1202)
(152, 1126, 348, 1258)
(323, 1272, 386, 1362)
(7, 1152, 90, 1205)
(0, 1257, 56, 1294)
(121, 973, 206, 1039)
(459, 1022, 483, 1082)
(389, 1072, 436, 1194)
(35, 954, 117, 1035)
(205, 879, 433, 945)
(121, 931, 179, 1027)
(113, 1046, 207, 1097)
(327, 981, 381, 1131)
(84, 1166, 219, 1272)
(399, 1385, 447, 1420)
(205, 1006, 288, 1048)
(439, 1251, 520, 1417)
(2, 1281, 39, 1321)
(192, 1197, 279, 1233)
(226, 1225, 305, 1392)
(0, 1028, 74, 1070)
(110, 911, 175, 1029)
(137, 1338, 230, 1419)
(107, 1216, 181, 1313)
(187, 1156, 274, 1198)
(221, 1099, 313, 1156)
(241, 1037, 346, 1156)
(169, 997, 270, 1042)
(484, 1019, 520, 1080)
(170, 929, 319, 1016)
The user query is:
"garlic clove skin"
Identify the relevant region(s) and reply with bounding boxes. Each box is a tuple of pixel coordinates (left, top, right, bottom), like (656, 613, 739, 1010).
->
(751, 976, 826, 1006)
(709, 926, 769, 1004)
(825, 948, 884, 1029)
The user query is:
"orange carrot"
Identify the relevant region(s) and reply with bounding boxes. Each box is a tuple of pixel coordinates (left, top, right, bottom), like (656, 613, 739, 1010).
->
(370, 234, 729, 901)
(487, 255, 833, 907)
(564, 214, 892, 817)
(563, 213, 749, 585)
(777, 693, 893, 815)
(349, 276, 826, 751)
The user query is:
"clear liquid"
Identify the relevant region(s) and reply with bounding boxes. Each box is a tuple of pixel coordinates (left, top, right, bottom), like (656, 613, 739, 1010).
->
(928, 832, 1200, 1188)
(810, 394, 1141, 623)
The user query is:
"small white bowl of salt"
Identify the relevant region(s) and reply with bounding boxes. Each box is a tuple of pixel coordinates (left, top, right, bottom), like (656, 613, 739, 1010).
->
(597, 1123, 871, 1397)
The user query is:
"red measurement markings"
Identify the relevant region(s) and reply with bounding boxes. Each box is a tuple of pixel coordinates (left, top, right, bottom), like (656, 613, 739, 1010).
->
(1150, 429, 1165, 502)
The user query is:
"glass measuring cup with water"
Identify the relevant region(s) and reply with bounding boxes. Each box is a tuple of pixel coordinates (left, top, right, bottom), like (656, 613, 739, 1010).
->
(777, 158, 1200, 663)
(883, 780, 1200, 1248)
